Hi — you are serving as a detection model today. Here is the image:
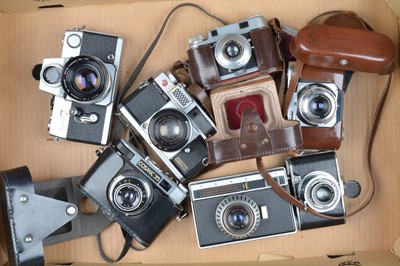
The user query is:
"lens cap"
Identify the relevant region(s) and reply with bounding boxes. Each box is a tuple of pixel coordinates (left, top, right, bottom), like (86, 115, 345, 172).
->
(344, 180, 362, 198)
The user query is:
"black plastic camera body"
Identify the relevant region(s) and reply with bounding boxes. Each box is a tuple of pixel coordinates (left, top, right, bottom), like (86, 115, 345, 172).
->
(285, 151, 346, 230)
(188, 167, 297, 248)
(119, 71, 216, 183)
(39, 29, 124, 145)
(78, 139, 187, 247)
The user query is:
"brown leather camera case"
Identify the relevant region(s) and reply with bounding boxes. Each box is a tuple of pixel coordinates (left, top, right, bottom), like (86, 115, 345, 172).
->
(207, 75, 302, 164)
(187, 27, 283, 90)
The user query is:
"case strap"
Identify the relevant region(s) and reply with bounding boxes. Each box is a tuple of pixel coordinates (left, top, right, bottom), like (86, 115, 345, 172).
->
(281, 60, 304, 116)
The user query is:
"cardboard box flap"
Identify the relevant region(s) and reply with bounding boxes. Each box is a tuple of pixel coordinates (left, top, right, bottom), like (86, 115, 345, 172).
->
(386, 0, 400, 19)
(43, 251, 400, 266)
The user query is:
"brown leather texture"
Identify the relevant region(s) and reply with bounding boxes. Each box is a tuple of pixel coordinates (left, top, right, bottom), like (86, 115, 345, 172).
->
(187, 26, 283, 90)
(301, 122, 343, 150)
(250, 27, 283, 74)
(301, 65, 346, 88)
(187, 45, 220, 89)
(307, 10, 371, 29)
(207, 75, 303, 164)
(290, 24, 396, 74)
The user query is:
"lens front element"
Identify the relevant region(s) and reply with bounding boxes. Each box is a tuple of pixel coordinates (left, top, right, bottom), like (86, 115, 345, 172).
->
(148, 109, 191, 152)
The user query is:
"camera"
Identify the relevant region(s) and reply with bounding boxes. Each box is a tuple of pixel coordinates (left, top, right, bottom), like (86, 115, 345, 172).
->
(118, 71, 216, 183)
(188, 167, 297, 248)
(39, 29, 124, 145)
(286, 63, 345, 149)
(187, 14, 282, 90)
(78, 139, 187, 247)
(285, 151, 347, 230)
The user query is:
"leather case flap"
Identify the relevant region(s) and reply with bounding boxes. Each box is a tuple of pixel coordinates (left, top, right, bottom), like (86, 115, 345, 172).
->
(290, 24, 396, 74)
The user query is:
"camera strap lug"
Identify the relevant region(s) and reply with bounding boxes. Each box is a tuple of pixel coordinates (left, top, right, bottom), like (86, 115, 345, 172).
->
(176, 199, 189, 221)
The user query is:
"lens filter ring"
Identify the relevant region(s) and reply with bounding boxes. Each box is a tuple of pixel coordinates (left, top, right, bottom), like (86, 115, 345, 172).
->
(215, 194, 260, 239)
(148, 109, 191, 152)
(108, 174, 152, 216)
(298, 171, 341, 213)
(214, 34, 252, 70)
(62, 55, 111, 103)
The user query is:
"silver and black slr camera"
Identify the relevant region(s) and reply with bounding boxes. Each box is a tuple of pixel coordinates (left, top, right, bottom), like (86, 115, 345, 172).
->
(286, 151, 347, 230)
(39, 29, 124, 145)
(187, 14, 281, 90)
(188, 168, 297, 248)
(78, 139, 187, 247)
(119, 72, 216, 183)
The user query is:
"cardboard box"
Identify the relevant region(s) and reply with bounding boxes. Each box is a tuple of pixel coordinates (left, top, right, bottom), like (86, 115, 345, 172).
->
(0, 0, 399, 265)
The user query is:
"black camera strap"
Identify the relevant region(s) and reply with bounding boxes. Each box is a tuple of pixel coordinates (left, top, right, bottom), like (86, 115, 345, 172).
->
(96, 230, 147, 264)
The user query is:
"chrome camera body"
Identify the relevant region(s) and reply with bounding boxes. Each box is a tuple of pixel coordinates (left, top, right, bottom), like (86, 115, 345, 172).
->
(39, 29, 123, 145)
(119, 72, 216, 183)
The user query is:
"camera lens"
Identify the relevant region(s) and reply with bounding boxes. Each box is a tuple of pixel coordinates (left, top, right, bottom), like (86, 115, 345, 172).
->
(214, 34, 252, 70)
(298, 171, 342, 213)
(62, 55, 111, 103)
(149, 109, 191, 152)
(116, 186, 141, 209)
(297, 84, 337, 126)
(108, 174, 152, 215)
(216, 195, 260, 239)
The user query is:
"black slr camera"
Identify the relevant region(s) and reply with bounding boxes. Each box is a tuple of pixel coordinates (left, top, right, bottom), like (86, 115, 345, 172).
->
(39, 29, 124, 145)
(78, 139, 188, 247)
(286, 151, 348, 230)
(188, 167, 297, 248)
(119, 71, 216, 183)
(187, 14, 281, 90)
